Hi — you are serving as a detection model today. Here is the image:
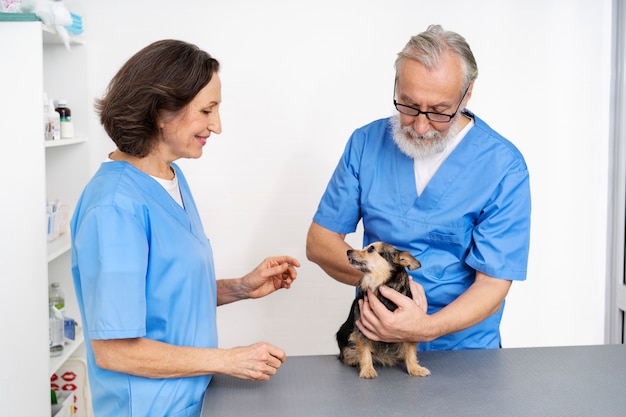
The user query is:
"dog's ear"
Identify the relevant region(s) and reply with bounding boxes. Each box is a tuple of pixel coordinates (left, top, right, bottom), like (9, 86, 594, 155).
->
(395, 251, 421, 270)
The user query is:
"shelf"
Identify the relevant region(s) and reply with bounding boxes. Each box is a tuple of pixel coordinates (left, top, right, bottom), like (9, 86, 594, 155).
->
(49, 326, 84, 376)
(45, 136, 87, 148)
(1, 18, 91, 416)
(42, 25, 85, 46)
(47, 233, 71, 262)
(0, 13, 85, 45)
(0, 12, 38, 21)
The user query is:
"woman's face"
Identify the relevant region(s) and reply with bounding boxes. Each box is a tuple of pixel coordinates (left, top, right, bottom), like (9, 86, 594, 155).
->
(157, 73, 222, 161)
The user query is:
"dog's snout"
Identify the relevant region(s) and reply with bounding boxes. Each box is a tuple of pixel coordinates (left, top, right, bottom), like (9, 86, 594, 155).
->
(347, 249, 354, 257)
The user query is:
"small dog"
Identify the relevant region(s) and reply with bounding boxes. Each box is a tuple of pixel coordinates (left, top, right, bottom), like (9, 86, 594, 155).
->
(336, 242, 430, 379)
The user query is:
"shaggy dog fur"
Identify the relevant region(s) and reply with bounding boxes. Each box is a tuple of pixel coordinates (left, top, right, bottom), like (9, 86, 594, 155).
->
(336, 242, 430, 379)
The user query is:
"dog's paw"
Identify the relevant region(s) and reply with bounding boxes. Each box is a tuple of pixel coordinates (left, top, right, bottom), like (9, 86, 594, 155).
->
(407, 364, 431, 377)
(359, 366, 378, 379)
(339, 347, 360, 367)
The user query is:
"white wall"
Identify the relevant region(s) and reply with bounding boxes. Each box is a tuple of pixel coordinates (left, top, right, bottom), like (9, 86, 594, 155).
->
(73, 0, 612, 354)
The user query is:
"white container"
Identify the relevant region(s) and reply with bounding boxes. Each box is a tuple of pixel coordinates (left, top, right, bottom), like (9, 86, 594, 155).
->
(49, 303, 64, 357)
(47, 209, 60, 241)
(55, 99, 74, 139)
(46, 99, 61, 141)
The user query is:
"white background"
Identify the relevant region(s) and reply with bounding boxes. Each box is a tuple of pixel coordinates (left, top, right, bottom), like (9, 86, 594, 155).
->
(69, 0, 612, 355)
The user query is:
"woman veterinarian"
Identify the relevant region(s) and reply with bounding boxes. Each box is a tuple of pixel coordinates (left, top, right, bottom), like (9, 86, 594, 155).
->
(70, 39, 300, 417)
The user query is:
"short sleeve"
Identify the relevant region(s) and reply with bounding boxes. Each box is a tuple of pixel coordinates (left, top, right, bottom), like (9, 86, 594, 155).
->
(466, 166, 531, 281)
(73, 205, 149, 339)
(312, 133, 365, 234)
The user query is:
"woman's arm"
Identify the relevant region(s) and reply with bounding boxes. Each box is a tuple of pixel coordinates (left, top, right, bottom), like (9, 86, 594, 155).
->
(91, 338, 286, 381)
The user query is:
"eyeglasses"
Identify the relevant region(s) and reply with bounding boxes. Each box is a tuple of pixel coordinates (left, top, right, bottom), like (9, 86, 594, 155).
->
(393, 84, 470, 123)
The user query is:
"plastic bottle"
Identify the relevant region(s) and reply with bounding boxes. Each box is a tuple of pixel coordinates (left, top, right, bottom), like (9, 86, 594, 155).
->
(46, 99, 61, 141)
(43, 93, 49, 140)
(55, 99, 74, 139)
(49, 282, 65, 317)
(49, 303, 64, 357)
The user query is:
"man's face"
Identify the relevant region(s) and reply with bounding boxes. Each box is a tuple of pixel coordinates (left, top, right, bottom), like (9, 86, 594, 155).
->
(392, 53, 471, 159)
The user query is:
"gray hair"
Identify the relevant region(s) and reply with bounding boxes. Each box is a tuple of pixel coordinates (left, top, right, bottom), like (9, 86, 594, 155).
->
(395, 24, 478, 91)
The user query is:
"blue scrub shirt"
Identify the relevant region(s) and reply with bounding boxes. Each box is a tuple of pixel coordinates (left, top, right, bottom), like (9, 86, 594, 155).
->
(313, 113, 531, 351)
(71, 161, 218, 417)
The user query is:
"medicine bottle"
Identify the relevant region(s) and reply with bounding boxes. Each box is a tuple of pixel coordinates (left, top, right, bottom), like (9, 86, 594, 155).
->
(42, 93, 50, 140)
(49, 282, 65, 317)
(55, 99, 74, 139)
(49, 303, 64, 357)
(46, 99, 61, 141)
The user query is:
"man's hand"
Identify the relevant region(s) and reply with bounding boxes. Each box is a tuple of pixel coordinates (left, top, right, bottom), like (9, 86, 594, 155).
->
(356, 282, 428, 343)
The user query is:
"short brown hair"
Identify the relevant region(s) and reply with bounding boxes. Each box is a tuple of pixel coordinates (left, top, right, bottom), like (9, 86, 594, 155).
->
(95, 39, 220, 157)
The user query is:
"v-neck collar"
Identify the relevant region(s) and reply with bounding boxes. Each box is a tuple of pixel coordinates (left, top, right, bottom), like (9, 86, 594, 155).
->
(398, 124, 479, 217)
(107, 161, 195, 233)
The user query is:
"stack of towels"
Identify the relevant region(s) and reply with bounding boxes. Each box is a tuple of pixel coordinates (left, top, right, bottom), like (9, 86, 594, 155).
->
(65, 11, 82, 35)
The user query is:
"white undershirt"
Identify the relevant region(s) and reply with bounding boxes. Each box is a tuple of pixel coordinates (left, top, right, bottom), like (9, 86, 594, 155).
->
(151, 174, 184, 207)
(414, 118, 475, 196)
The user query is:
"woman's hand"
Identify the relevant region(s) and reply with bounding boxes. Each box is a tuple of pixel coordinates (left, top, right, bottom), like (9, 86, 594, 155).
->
(219, 342, 287, 381)
(241, 256, 300, 299)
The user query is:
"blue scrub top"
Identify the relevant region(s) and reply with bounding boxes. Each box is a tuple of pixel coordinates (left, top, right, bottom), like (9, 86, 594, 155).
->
(313, 113, 531, 351)
(71, 161, 218, 417)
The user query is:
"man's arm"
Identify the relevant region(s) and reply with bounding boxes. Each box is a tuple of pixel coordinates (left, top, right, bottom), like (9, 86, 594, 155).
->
(426, 271, 512, 339)
(305, 221, 362, 286)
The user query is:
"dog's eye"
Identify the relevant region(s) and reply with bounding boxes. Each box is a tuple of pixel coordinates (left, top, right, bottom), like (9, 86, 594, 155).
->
(367, 246, 376, 253)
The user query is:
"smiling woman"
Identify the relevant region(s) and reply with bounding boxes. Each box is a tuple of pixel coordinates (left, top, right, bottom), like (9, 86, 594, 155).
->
(96, 40, 220, 160)
(157, 75, 222, 162)
(70, 39, 300, 417)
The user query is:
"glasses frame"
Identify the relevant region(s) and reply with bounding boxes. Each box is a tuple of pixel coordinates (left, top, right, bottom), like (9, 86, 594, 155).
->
(393, 82, 470, 123)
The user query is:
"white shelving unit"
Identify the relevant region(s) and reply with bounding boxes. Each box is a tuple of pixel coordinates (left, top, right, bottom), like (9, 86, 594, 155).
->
(0, 15, 91, 416)
(46, 162, 84, 377)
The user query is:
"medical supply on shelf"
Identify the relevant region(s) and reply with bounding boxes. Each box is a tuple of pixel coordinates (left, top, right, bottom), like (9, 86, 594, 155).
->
(45, 97, 61, 141)
(49, 302, 64, 357)
(47, 199, 61, 241)
(49, 282, 65, 317)
(65, 12, 84, 35)
(63, 317, 76, 341)
(55, 99, 74, 139)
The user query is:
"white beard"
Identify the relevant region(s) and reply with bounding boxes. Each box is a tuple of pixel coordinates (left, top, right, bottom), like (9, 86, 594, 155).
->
(390, 115, 462, 159)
